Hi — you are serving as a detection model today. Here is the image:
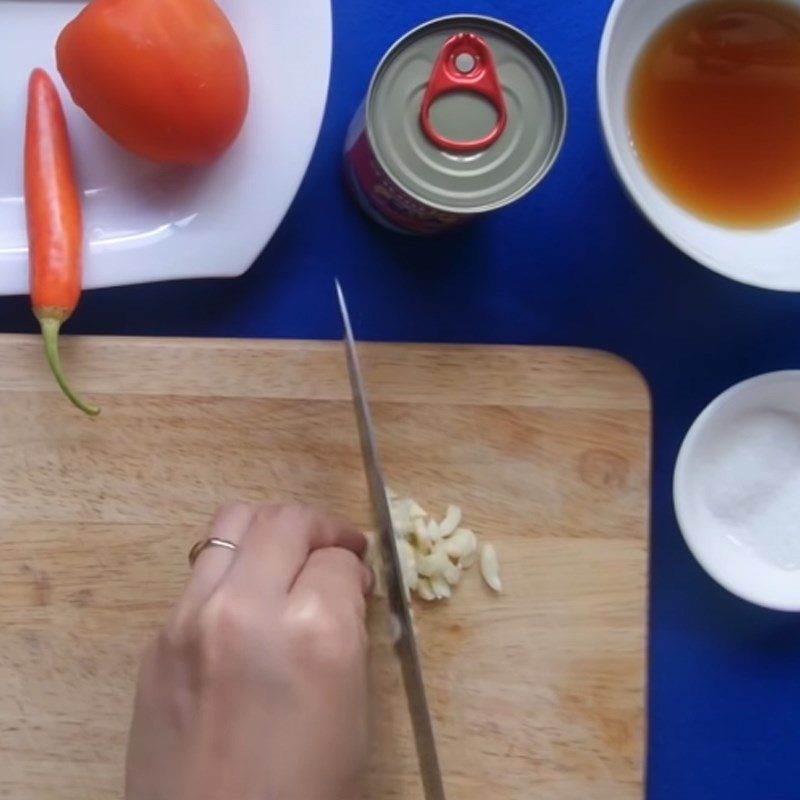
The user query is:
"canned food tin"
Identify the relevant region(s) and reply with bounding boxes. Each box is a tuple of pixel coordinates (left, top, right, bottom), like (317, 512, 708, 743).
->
(344, 15, 567, 234)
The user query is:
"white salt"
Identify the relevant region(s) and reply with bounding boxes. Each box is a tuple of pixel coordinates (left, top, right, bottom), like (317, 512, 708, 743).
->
(702, 410, 800, 570)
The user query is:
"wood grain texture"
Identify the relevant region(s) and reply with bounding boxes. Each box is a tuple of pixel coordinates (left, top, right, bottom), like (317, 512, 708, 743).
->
(0, 336, 651, 800)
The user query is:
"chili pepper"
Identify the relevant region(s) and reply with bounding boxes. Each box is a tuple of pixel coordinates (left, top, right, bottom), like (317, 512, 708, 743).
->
(24, 68, 98, 416)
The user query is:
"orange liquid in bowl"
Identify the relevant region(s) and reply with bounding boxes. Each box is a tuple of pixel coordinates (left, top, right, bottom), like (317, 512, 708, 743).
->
(629, 0, 800, 228)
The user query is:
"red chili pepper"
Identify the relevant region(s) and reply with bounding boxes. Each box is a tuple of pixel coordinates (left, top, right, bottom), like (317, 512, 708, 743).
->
(25, 68, 98, 416)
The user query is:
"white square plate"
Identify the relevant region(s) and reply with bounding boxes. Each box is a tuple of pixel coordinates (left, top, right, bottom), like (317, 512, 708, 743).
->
(0, 0, 332, 295)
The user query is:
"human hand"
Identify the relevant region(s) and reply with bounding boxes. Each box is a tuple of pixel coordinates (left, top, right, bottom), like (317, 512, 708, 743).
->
(125, 504, 373, 800)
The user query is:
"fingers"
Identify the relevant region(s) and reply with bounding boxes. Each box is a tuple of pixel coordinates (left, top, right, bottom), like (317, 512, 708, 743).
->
(286, 548, 373, 646)
(226, 505, 367, 599)
(284, 548, 372, 675)
(291, 546, 374, 607)
(175, 503, 255, 616)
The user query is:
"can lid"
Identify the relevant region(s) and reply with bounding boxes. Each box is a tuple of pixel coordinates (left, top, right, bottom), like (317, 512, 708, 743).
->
(419, 33, 508, 153)
(367, 16, 568, 214)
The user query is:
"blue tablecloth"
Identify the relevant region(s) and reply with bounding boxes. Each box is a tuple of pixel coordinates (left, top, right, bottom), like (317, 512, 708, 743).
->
(3, 0, 800, 797)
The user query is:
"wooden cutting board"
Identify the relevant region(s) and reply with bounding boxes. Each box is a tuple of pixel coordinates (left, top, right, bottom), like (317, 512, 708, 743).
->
(0, 336, 650, 800)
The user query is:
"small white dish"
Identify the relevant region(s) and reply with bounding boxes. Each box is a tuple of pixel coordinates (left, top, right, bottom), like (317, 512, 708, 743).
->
(675, 371, 800, 610)
(598, 0, 800, 292)
(0, 0, 332, 295)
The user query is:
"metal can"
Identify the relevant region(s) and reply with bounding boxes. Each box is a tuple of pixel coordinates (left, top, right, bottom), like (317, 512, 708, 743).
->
(344, 15, 568, 234)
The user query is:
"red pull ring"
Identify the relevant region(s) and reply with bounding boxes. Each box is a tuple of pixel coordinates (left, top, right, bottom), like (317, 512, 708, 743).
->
(419, 33, 508, 153)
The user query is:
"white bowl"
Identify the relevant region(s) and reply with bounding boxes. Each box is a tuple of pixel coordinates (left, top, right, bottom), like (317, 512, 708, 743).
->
(0, 0, 332, 295)
(598, 0, 800, 292)
(674, 371, 800, 610)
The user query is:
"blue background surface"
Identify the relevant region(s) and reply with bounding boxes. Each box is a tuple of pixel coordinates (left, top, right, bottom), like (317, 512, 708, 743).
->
(3, 0, 800, 796)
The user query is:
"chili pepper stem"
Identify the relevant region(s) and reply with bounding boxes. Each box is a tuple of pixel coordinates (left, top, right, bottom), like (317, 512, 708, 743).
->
(38, 315, 100, 416)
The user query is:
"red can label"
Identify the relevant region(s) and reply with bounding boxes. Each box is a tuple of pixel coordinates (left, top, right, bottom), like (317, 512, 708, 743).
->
(343, 102, 469, 235)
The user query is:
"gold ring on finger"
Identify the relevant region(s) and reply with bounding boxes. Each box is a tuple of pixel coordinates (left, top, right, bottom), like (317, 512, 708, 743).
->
(188, 537, 239, 567)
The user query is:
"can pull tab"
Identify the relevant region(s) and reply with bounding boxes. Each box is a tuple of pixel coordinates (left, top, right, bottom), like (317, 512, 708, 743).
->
(419, 33, 507, 153)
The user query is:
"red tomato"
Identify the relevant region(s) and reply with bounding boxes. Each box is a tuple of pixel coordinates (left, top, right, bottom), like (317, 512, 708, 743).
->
(56, 0, 250, 165)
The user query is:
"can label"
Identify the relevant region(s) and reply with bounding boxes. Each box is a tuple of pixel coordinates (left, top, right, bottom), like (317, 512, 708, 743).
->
(343, 102, 469, 235)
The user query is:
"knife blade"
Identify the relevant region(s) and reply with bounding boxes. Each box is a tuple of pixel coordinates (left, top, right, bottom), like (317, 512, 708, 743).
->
(335, 281, 446, 800)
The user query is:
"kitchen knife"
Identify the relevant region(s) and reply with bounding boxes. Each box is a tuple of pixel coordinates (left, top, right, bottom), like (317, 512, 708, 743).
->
(336, 281, 446, 800)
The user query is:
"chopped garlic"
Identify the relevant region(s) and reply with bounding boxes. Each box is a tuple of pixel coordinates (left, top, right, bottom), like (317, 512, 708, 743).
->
(414, 518, 432, 550)
(390, 498, 417, 538)
(397, 539, 419, 591)
(443, 527, 477, 560)
(415, 548, 448, 578)
(430, 574, 451, 599)
(439, 505, 462, 538)
(417, 578, 436, 601)
(442, 559, 461, 587)
(408, 500, 427, 519)
(376, 488, 502, 604)
(480, 544, 502, 593)
(416, 547, 460, 586)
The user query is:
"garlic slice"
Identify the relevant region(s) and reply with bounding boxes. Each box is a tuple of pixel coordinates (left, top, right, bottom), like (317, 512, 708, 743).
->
(443, 527, 477, 561)
(415, 548, 449, 578)
(439, 505, 462, 538)
(417, 578, 436, 602)
(397, 539, 419, 591)
(426, 518, 442, 543)
(414, 517, 432, 550)
(480, 544, 502, 593)
(430, 574, 451, 599)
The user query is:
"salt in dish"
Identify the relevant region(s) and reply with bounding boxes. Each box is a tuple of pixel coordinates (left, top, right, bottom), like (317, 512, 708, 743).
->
(674, 371, 800, 610)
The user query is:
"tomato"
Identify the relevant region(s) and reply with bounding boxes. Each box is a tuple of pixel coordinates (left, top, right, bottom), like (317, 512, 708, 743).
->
(56, 0, 250, 165)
